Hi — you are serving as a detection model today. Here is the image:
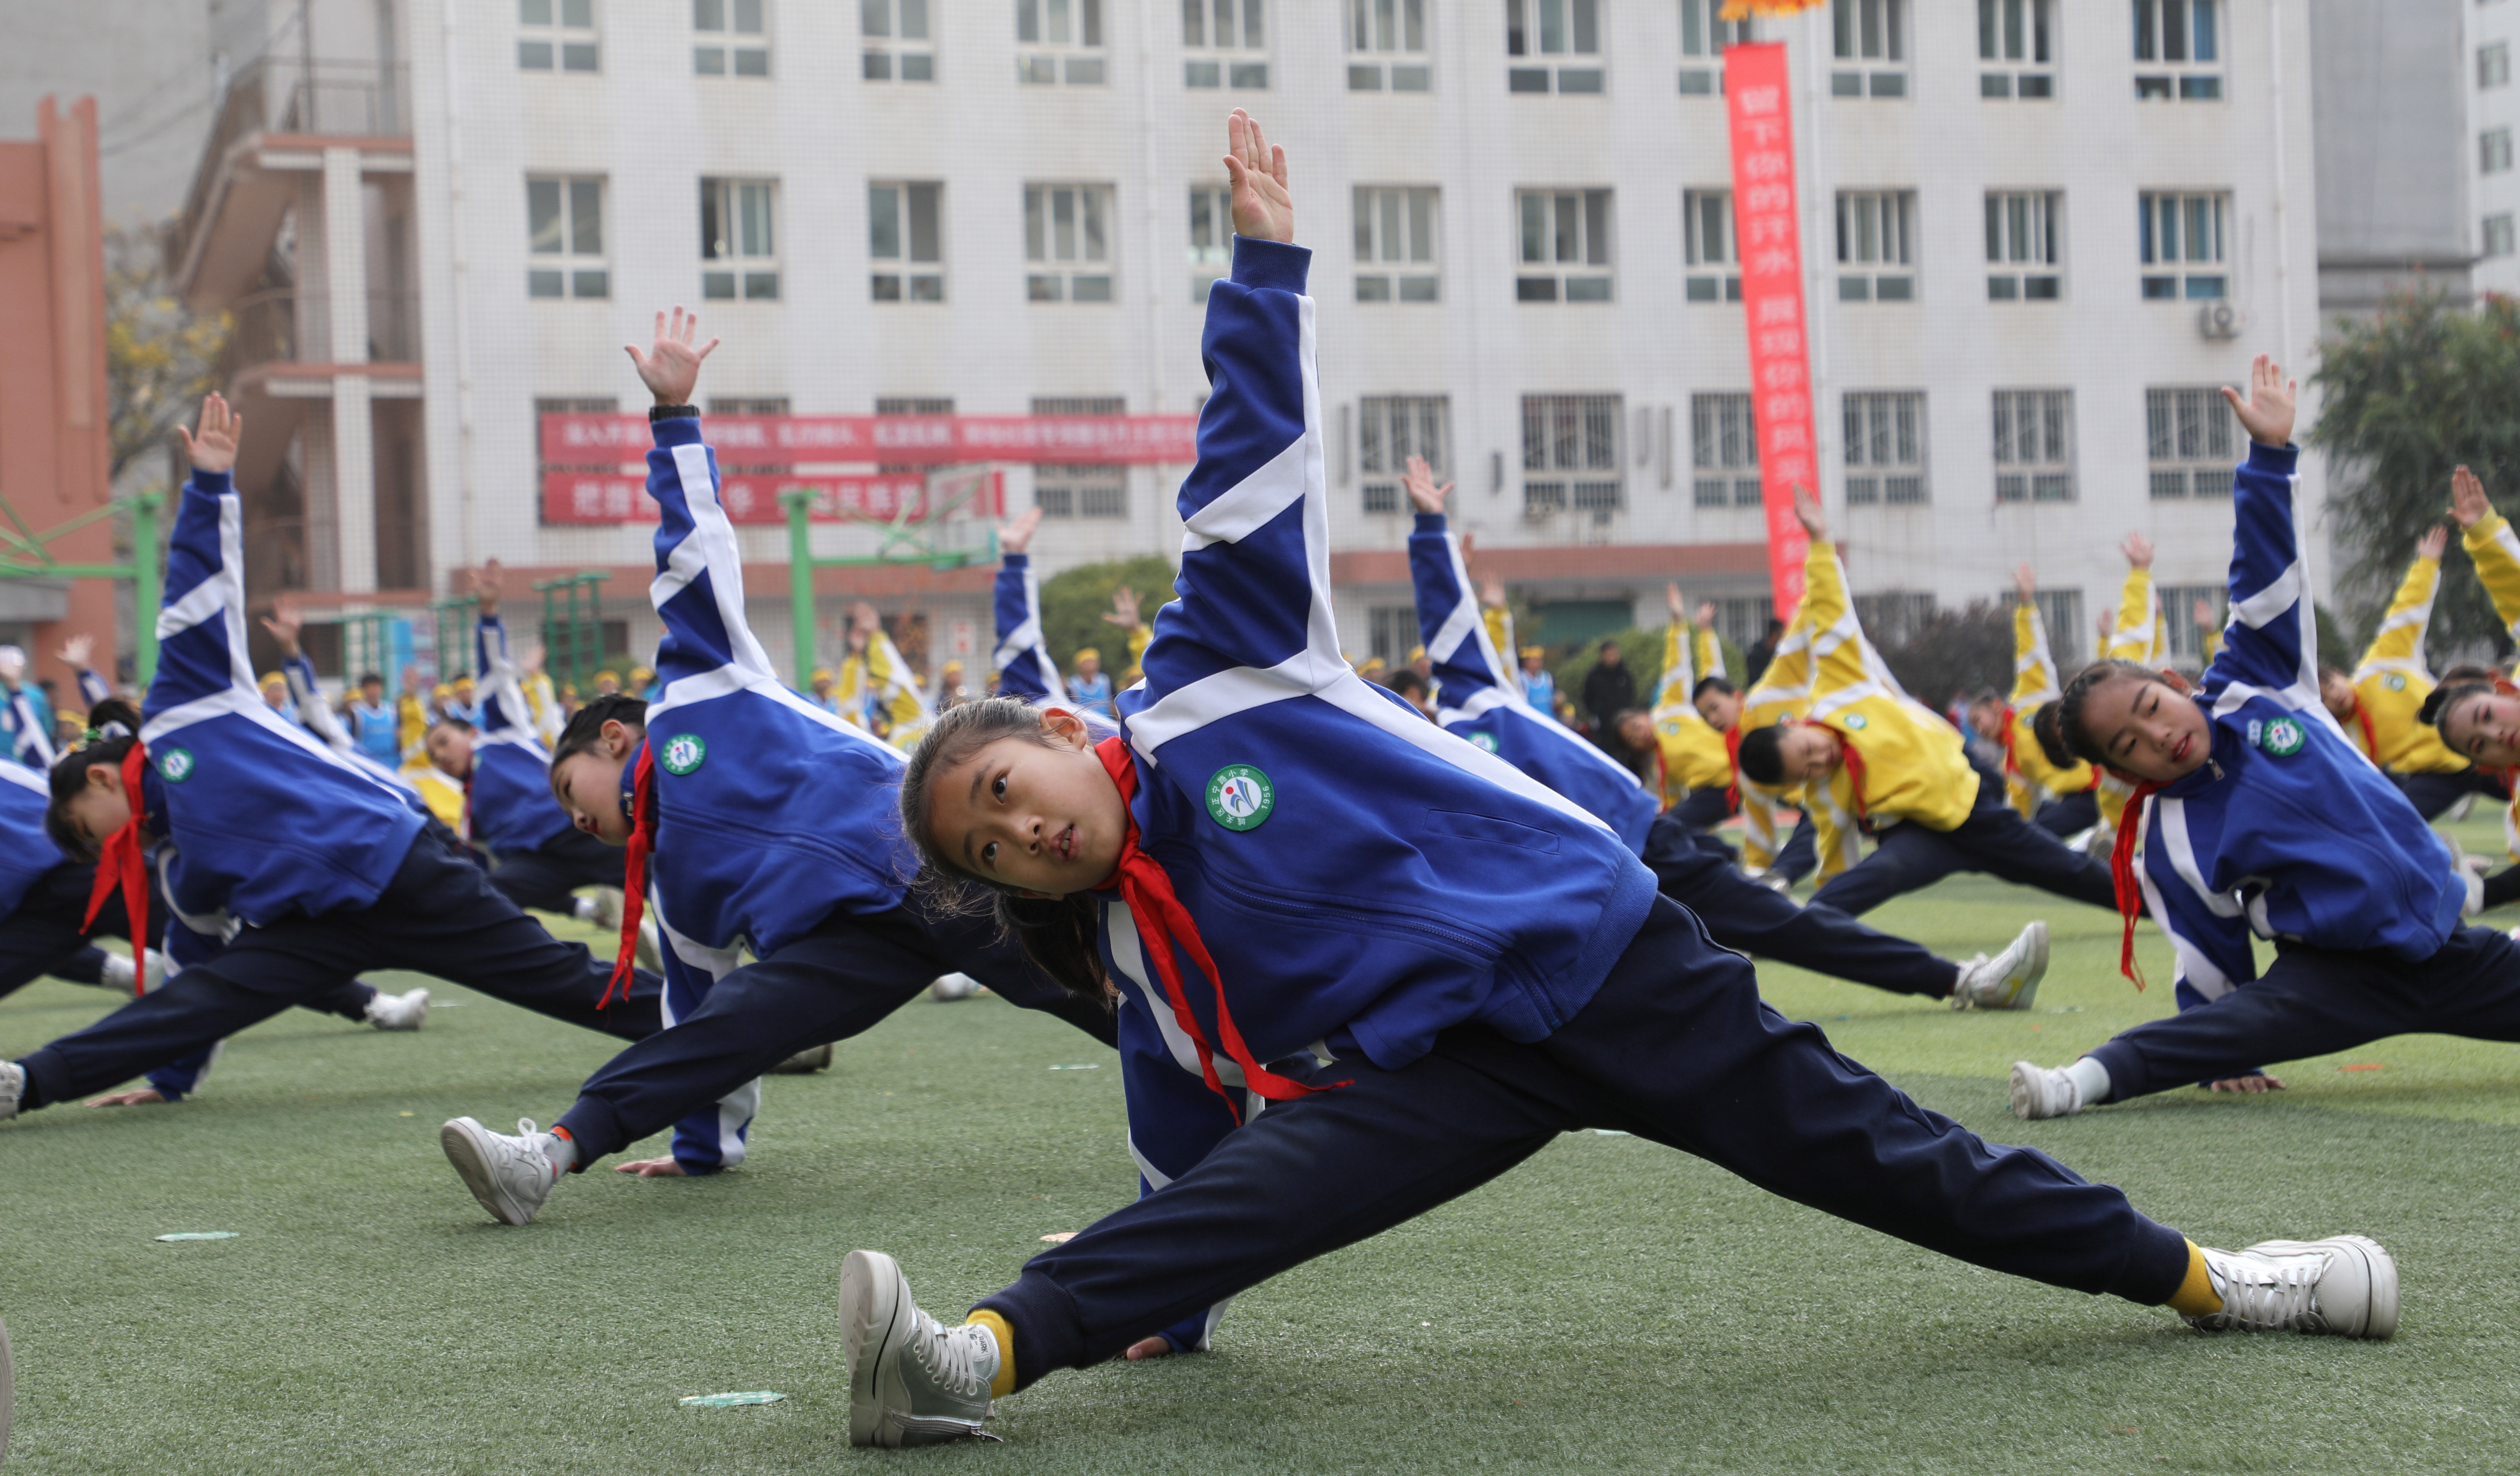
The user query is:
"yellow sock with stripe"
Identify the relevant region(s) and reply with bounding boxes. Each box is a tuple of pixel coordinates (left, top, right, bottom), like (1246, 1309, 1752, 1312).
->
(2165, 1240, 2223, 1317)
(966, 1310, 1018, 1398)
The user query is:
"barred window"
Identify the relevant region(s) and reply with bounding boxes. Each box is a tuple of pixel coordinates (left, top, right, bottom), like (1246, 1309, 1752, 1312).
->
(1033, 396, 1126, 518)
(1690, 393, 1760, 508)
(1836, 190, 1916, 301)
(2145, 387, 2237, 498)
(1683, 188, 1739, 302)
(1359, 395, 1451, 515)
(1521, 393, 1622, 516)
(1185, 0, 1269, 89)
(1991, 389, 2073, 503)
(1842, 391, 1927, 505)
(2034, 588, 2084, 666)
(1985, 190, 2061, 300)
(1348, 0, 1431, 92)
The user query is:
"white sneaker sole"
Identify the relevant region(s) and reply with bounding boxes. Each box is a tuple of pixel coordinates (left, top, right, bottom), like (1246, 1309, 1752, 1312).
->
(440, 1117, 539, 1226)
(2005, 922, 2050, 1011)
(2254, 1235, 2400, 1339)
(2008, 1060, 2071, 1120)
(840, 1249, 916, 1448)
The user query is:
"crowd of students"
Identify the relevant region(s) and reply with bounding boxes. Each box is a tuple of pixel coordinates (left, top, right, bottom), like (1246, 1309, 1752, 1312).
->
(16, 108, 2520, 1452)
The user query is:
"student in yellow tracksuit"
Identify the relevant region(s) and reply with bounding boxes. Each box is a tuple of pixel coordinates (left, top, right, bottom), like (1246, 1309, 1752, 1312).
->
(846, 601, 936, 750)
(2004, 564, 2100, 836)
(1693, 604, 1819, 885)
(2072, 533, 2176, 852)
(1733, 490, 2120, 918)
(1649, 583, 1739, 827)
(2321, 526, 2507, 821)
(2440, 469, 2520, 863)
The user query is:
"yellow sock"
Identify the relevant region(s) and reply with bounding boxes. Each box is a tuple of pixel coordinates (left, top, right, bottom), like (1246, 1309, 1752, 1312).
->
(966, 1310, 1018, 1399)
(2165, 1240, 2223, 1317)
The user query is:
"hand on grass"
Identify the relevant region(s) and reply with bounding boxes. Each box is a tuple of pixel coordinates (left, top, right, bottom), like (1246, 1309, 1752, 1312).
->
(2207, 1074, 2285, 1094)
(614, 1156, 687, 1177)
(83, 1087, 167, 1107)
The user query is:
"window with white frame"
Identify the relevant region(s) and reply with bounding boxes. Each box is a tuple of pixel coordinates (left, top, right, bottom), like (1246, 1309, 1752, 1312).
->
(1713, 596, 1771, 655)
(1691, 393, 1760, 508)
(519, 0, 599, 71)
(1506, 0, 1604, 95)
(863, 0, 935, 80)
(2487, 212, 2516, 259)
(1678, 0, 1753, 95)
(694, 0, 770, 75)
(2485, 128, 2515, 175)
(1683, 189, 1739, 302)
(2034, 589, 2083, 665)
(2484, 41, 2511, 89)
(700, 178, 778, 300)
(1522, 393, 1622, 516)
(1358, 395, 1451, 514)
(1368, 605, 1419, 664)
(2145, 387, 2237, 498)
(2160, 583, 2224, 664)
(1985, 190, 2061, 300)
(1516, 189, 1614, 302)
(2133, 0, 2221, 100)
(1830, 0, 1907, 97)
(1017, 0, 1105, 83)
(869, 182, 943, 302)
(1185, 0, 1269, 89)
(1992, 390, 2073, 503)
(1033, 396, 1127, 518)
(1842, 391, 1927, 505)
(1836, 190, 1915, 301)
(1188, 184, 1232, 301)
(2138, 190, 2227, 299)
(1025, 184, 1114, 302)
(1855, 592, 1935, 648)
(1348, 0, 1430, 91)
(1978, 0, 2052, 97)
(527, 177, 608, 299)
(1355, 187, 1439, 302)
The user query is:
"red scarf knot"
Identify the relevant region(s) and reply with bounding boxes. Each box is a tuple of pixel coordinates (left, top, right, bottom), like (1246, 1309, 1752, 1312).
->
(2106, 775, 2165, 991)
(1090, 734, 1341, 1124)
(1723, 723, 1744, 810)
(82, 742, 154, 971)
(602, 742, 658, 1007)
(1816, 722, 1869, 829)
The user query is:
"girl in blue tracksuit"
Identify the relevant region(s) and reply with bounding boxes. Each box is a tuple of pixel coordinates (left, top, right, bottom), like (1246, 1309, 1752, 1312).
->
(2009, 358, 2491, 1119)
(0, 394, 664, 1128)
(1402, 462, 2048, 1011)
(432, 314, 1115, 1223)
(992, 507, 1068, 705)
(831, 129, 2388, 1448)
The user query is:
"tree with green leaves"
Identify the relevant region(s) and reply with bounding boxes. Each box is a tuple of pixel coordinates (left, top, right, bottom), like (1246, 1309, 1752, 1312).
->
(107, 223, 229, 482)
(1037, 555, 1178, 674)
(2311, 291, 2520, 662)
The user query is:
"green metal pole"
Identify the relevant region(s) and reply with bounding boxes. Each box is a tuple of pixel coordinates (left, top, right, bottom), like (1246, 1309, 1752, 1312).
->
(132, 492, 160, 688)
(782, 488, 816, 689)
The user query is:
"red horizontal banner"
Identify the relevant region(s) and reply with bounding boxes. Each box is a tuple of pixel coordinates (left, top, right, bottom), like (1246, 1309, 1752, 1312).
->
(539, 412, 1200, 468)
(541, 470, 1005, 525)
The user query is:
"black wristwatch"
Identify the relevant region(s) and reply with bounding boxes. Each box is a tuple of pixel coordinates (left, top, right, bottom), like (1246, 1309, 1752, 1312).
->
(649, 404, 698, 421)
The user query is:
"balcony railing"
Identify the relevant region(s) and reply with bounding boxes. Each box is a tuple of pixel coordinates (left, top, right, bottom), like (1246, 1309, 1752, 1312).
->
(177, 56, 410, 275)
(223, 287, 420, 376)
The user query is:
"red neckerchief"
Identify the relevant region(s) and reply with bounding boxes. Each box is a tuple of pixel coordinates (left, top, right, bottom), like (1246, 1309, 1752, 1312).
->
(2344, 697, 2378, 763)
(601, 742, 658, 1007)
(2000, 705, 2021, 779)
(1091, 734, 1341, 1123)
(1723, 723, 1744, 809)
(82, 742, 153, 965)
(1815, 723, 1868, 828)
(2107, 773, 2166, 990)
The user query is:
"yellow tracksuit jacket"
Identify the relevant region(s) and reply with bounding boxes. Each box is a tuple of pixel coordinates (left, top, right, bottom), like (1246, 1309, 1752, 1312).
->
(1650, 621, 1734, 807)
(2344, 550, 2466, 774)
(1735, 611, 1812, 875)
(2461, 512, 2520, 855)
(2004, 600, 2095, 817)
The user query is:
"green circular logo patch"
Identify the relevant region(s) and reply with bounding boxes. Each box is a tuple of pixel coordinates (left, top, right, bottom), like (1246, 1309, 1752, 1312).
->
(1843, 712, 1869, 730)
(1469, 731, 1499, 753)
(2258, 717, 2305, 757)
(1204, 765, 1275, 831)
(157, 748, 194, 783)
(2384, 673, 2407, 692)
(661, 733, 707, 775)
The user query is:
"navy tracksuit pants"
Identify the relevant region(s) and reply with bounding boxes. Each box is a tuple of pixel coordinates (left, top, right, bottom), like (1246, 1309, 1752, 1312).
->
(1640, 814, 1955, 999)
(2088, 925, 2520, 1102)
(1811, 773, 2118, 918)
(979, 897, 2192, 1383)
(11, 824, 663, 1112)
(2032, 789, 2099, 837)
(488, 826, 623, 915)
(2395, 767, 2512, 823)
(552, 904, 1117, 1167)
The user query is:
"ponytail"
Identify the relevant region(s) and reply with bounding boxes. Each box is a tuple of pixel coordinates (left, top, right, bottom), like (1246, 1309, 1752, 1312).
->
(46, 698, 144, 857)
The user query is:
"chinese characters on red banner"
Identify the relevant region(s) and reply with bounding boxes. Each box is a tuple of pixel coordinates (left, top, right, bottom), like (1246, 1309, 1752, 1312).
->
(1725, 43, 1815, 621)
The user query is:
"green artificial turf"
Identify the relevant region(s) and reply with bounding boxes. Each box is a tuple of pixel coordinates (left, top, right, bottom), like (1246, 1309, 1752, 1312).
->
(5, 841, 2519, 1474)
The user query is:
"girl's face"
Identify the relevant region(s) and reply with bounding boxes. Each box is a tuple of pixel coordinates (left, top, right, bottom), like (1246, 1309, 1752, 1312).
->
(423, 722, 475, 779)
(548, 719, 638, 845)
(65, 762, 133, 851)
(924, 712, 1128, 898)
(2077, 675, 2214, 783)
(2319, 671, 2358, 721)
(1616, 712, 1655, 752)
(1694, 688, 1741, 731)
(2440, 690, 2520, 767)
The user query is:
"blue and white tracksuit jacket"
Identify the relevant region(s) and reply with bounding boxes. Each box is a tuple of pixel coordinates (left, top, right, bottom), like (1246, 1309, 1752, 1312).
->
(1105, 237, 1656, 1349)
(2133, 442, 2466, 1010)
(993, 553, 1069, 705)
(462, 615, 574, 858)
(0, 756, 58, 922)
(279, 654, 416, 796)
(3, 679, 55, 769)
(1408, 512, 1657, 853)
(636, 413, 926, 1171)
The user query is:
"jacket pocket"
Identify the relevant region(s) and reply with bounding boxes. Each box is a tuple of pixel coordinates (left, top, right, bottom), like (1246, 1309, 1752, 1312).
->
(1422, 809, 1561, 855)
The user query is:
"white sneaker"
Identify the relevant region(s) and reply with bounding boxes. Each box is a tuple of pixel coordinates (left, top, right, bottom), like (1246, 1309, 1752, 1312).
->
(1953, 921, 2049, 1011)
(1757, 871, 1797, 897)
(440, 1116, 562, 1226)
(138, 949, 172, 993)
(636, 915, 663, 972)
(2462, 864, 2487, 918)
(2009, 1060, 2083, 1119)
(840, 1249, 999, 1447)
(99, 951, 139, 993)
(930, 973, 982, 1002)
(2190, 1237, 2399, 1339)
(773, 1043, 834, 1073)
(588, 886, 625, 933)
(365, 987, 431, 1031)
(0, 1059, 22, 1120)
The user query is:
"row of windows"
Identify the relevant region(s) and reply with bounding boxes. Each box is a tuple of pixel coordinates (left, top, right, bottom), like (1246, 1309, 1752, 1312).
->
(529, 175, 2235, 307)
(518, 0, 2233, 102)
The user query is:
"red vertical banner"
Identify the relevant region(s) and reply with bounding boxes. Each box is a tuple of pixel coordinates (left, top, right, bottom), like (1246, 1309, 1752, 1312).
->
(1724, 43, 1815, 621)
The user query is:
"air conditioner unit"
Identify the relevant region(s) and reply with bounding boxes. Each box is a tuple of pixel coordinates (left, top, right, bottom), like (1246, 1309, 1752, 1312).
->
(2197, 300, 2242, 339)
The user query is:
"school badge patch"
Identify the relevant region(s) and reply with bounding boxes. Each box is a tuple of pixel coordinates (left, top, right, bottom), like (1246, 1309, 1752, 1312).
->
(2256, 716, 2305, 757)
(1205, 764, 1274, 831)
(661, 733, 708, 775)
(1843, 712, 1869, 730)
(157, 748, 194, 783)
(2384, 673, 2407, 692)
(1469, 731, 1499, 753)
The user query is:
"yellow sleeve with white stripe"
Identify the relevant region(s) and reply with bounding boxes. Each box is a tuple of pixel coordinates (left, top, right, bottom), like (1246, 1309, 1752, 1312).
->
(2004, 602, 2093, 811)
(1483, 608, 1523, 697)
(2106, 566, 2168, 664)
(2467, 513, 2520, 642)
(1656, 622, 1694, 708)
(863, 630, 936, 748)
(1126, 621, 1154, 675)
(1648, 622, 1729, 796)
(2009, 603, 2057, 708)
(2353, 553, 2466, 774)
(1803, 539, 1980, 832)
(1696, 626, 1728, 686)
(1791, 544, 1868, 875)
(1739, 779, 1782, 870)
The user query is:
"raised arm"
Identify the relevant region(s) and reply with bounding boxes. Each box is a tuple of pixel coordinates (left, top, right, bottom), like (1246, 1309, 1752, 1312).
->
(1791, 488, 1871, 706)
(150, 393, 260, 724)
(2353, 527, 2448, 682)
(58, 635, 111, 708)
(262, 602, 348, 754)
(2205, 356, 2314, 700)
(1404, 456, 1514, 705)
(2009, 566, 2060, 707)
(469, 561, 548, 751)
(2106, 534, 2165, 664)
(2453, 466, 2520, 646)
(992, 506, 1069, 704)
(1652, 585, 1696, 712)
(1692, 603, 1728, 686)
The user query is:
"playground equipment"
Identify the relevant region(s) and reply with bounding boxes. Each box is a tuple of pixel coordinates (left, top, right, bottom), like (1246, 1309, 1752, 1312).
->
(781, 466, 1000, 689)
(0, 488, 162, 685)
(532, 572, 612, 695)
